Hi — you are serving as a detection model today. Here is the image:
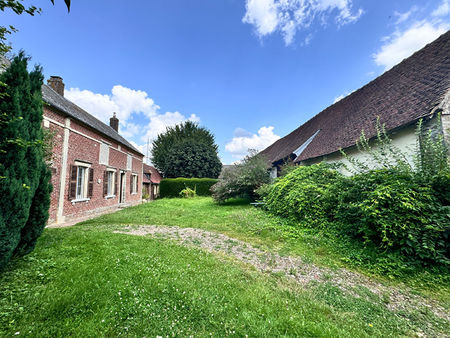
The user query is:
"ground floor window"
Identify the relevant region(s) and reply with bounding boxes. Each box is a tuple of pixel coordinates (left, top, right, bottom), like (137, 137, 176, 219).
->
(69, 162, 93, 201)
(104, 169, 116, 197)
(131, 174, 138, 194)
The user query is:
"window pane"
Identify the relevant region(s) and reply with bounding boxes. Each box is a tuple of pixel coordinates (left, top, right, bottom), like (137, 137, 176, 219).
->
(76, 167, 86, 199)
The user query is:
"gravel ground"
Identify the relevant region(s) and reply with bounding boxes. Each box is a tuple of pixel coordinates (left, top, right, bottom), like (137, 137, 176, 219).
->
(114, 225, 449, 324)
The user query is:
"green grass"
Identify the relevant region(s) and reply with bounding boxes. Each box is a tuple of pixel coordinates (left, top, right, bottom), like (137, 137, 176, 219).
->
(82, 197, 450, 302)
(0, 197, 448, 336)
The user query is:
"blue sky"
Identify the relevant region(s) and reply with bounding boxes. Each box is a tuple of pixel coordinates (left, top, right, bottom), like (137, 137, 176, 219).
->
(2, 0, 449, 163)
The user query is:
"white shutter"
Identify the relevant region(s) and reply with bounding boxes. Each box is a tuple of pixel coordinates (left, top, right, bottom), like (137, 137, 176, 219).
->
(99, 143, 109, 165)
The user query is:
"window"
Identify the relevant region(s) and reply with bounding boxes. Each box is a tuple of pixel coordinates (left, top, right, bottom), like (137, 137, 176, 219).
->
(103, 169, 116, 198)
(131, 174, 138, 194)
(127, 154, 132, 171)
(76, 166, 87, 199)
(69, 163, 93, 201)
(99, 142, 109, 165)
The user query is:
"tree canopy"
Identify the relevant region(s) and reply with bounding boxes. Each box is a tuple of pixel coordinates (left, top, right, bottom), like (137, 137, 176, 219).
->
(151, 121, 222, 178)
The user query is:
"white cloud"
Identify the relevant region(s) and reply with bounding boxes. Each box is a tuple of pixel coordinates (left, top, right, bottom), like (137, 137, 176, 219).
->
(225, 126, 280, 159)
(373, 21, 448, 70)
(242, 0, 363, 45)
(432, 0, 450, 17)
(142, 111, 200, 142)
(373, 2, 449, 71)
(393, 7, 417, 25)
(65, 85, 201, 160)
(65, 85, 159, 123)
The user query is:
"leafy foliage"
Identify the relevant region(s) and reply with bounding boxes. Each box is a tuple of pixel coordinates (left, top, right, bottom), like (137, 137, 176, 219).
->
(261, 117, 450, 265)
(179, 186, 197, 198)
(211, 152, 271, 203)
(163, 141, 222, 178)
(160, 178, 218, 198)
(151, 121, 221, 178)
(0, 52, 52, 270)
(263, 164, 342, 226)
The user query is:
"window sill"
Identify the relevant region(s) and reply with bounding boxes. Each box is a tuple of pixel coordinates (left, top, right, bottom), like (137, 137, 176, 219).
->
(71, 198, 90, 205)
(105, 195, 116, 200)
(131, 192, 138, 195)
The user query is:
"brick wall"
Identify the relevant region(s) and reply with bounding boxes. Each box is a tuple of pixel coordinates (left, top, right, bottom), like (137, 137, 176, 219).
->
(43, 106, 143, 224)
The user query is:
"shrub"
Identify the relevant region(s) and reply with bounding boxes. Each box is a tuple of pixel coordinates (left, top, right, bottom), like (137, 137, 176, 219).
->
(331, 170, 449, 265)
(263, 164, 343, 226)
(211, 152, 271, 203)
(160, 178, 218, 198)
(179, 186, 197, 198)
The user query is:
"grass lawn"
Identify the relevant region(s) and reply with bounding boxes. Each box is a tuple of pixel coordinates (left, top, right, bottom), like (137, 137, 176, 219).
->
(1, 197, 448, 336)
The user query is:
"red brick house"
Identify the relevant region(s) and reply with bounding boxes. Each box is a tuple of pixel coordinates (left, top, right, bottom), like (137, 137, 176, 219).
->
(143, 164, 162, 200)
(42, 77, 144, 225)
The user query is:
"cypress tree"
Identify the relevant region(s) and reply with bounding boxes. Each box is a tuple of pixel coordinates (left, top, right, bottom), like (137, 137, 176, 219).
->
(0, 52, 52, 269)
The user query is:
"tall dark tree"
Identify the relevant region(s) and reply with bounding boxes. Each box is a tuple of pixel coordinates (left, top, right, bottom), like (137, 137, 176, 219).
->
(0, 52, 52, 269)
(151, 121, 222, 178)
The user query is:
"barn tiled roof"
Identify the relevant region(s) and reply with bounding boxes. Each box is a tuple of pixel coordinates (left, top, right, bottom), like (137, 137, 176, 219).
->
(42, 84, 143, 156)
(260, 31, 450, 165)
(143, 164, 162, 184)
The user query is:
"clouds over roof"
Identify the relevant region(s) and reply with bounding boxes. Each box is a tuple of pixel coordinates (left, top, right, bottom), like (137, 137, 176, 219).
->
(225, 126, 280, 160)
(373, 0, 449, 70)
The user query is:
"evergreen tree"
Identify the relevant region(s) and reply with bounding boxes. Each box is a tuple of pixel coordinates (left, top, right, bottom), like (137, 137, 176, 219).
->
(151, 121, 222, 178)
(164, 141, 222, 178)
(0, 52, 52, 269)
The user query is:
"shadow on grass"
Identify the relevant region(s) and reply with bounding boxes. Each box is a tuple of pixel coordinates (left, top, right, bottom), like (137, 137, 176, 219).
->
(219, 197, 252, 206)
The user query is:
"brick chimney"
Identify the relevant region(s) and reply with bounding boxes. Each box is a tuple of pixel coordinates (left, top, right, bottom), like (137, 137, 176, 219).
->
(47, 76, 65, 96)
(110, 112, 119, 132)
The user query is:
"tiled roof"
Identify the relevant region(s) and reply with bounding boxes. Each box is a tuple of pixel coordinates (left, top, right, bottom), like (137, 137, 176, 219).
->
(42, 84, 143, 156)
(260, 31, 450, 165)
(143, 164, 162, 184)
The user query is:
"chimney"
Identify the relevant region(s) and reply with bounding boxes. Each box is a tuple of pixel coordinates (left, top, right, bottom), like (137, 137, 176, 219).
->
(47, 76, 65, 96)
(110, 112, 119, 132)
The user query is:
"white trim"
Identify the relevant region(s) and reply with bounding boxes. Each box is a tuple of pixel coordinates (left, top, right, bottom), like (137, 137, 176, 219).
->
(74, 160, 92, 168)
(71, 197, 90, 205)
(105, 195, 116, 199)
(56, 117, 70, 224)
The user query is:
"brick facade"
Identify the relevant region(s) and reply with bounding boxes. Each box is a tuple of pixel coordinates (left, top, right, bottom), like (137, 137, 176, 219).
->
(43, 104, 143, 225)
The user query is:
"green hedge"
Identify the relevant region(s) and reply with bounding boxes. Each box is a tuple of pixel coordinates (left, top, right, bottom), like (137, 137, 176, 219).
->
(160, 178, 218, 198)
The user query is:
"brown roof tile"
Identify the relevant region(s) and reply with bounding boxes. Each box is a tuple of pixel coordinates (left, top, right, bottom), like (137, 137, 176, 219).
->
(259, 31, 450, 164)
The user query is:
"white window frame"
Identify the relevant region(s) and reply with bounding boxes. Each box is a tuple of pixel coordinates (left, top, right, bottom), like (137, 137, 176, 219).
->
(99, 142, 110, 165)
(73, 161, 91, 202)
(131, 173, 138, 194)
(105, 168, 116, 198)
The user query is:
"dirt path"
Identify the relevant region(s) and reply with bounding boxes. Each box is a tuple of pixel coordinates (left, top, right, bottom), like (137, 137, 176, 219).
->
(114, 225, 449, 324)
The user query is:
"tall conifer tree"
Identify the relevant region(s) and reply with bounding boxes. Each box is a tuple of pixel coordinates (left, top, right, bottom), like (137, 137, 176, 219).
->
(0, 52, 51, 269)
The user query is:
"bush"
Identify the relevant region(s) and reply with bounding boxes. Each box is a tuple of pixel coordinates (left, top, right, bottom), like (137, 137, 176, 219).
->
(331, 170, 449, 265)
(263, 164, 342, 226)
(211, 152, 271, 203)
(179, 186, 197, 198)
(160, 178, 218, 198)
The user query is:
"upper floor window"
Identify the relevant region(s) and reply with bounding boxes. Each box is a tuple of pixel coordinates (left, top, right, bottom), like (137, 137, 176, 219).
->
(99, 142, 109, 165)
(127, 154, 132, 171)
